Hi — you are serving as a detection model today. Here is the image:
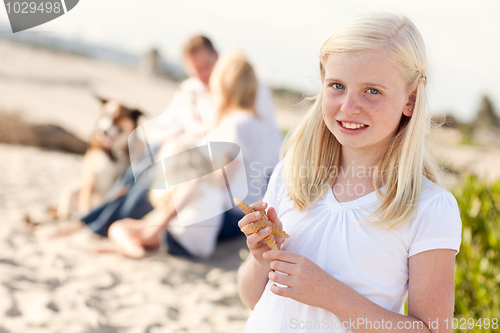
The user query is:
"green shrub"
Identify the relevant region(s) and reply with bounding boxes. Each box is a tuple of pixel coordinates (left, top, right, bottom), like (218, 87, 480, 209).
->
(452, 175, 500, 332)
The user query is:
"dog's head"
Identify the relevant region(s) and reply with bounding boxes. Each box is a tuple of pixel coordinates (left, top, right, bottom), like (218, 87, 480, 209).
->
(93, 97, 143, 154)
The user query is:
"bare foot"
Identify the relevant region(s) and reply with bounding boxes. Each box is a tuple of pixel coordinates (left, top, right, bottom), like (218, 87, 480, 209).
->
(93, 245, 118, 254)
(140, 228, 161, 249)
(51, 221, 85, 237)
(108, 222, 147, 259)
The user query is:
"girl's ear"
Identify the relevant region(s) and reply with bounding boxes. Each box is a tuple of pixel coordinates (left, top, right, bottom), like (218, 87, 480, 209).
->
(403, 90, 417, 117)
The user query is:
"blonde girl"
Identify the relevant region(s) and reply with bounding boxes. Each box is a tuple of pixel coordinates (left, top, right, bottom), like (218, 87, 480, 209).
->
(238, 12, 461, 332)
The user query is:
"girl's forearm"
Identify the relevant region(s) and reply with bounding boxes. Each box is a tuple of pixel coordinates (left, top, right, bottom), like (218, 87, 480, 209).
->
(325, 280, 434, 333)
(237, 255, 271, 310)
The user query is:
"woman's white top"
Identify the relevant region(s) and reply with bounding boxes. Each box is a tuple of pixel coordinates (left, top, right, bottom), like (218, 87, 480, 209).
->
(167, 110, 281, 258)
(167, 181, 226, 259)
(245, 161, 462, 332)
(206, 109, 282, 206)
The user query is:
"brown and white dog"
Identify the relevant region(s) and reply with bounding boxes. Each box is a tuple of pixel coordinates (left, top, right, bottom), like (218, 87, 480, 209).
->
(57, 97, 143, 220)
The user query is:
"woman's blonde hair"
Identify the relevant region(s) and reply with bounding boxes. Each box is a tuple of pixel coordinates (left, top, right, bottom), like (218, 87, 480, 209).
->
(282, 12, 441, 228)
(209, 50, 258, 125)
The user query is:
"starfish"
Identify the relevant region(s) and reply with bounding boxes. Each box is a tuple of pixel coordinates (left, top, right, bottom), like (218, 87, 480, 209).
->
(233, 198, 289, 250)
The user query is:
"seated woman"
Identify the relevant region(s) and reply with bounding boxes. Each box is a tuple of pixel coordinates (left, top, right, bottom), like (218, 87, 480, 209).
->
(108, 50, 282, 259)
(108, 134, 227, 259)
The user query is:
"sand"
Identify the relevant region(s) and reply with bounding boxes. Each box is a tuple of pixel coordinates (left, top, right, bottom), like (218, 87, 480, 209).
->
(0, 143, 253, 333)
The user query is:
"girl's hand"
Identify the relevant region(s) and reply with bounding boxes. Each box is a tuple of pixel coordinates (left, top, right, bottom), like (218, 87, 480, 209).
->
(238, 201, 286, 269)
(263, 250, 337, 310)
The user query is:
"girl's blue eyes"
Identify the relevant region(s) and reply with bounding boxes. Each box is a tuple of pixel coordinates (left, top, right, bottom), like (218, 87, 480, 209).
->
(366, 88, 380, 95)
(332, 83, 344, 90)
(329, 83, 380, 95)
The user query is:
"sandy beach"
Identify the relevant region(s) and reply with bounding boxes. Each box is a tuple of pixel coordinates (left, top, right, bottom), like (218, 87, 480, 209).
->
(0, 142, 256, 333)
(0, 39, 498, 333)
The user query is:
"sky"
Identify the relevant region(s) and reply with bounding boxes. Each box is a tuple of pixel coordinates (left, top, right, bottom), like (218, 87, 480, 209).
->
(1, 0, 499, 122)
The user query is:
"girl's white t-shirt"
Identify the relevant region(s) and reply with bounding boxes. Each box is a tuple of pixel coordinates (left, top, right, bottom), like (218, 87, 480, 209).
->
(245, 161, 462, 333)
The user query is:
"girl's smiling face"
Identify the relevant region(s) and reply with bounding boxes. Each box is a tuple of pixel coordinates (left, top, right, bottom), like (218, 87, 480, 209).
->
(322, 50, 414, 156)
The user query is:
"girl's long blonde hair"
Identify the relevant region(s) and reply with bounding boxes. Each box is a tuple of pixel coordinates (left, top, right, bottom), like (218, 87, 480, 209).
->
(209, 50, 258, 126)
(282, 12, 441, 228)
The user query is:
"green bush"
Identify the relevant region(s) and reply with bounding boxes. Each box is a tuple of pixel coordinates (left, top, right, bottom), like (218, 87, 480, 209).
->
(452, 175, 500, 332)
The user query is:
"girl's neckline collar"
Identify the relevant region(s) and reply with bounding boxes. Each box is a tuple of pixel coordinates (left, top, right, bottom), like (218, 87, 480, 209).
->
(326, 185, 385, 209)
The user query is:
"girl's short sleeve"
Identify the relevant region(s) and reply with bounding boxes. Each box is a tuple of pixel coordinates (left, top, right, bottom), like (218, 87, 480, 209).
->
(409, 191, 463, 257)
(262, 160, 285, 215)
